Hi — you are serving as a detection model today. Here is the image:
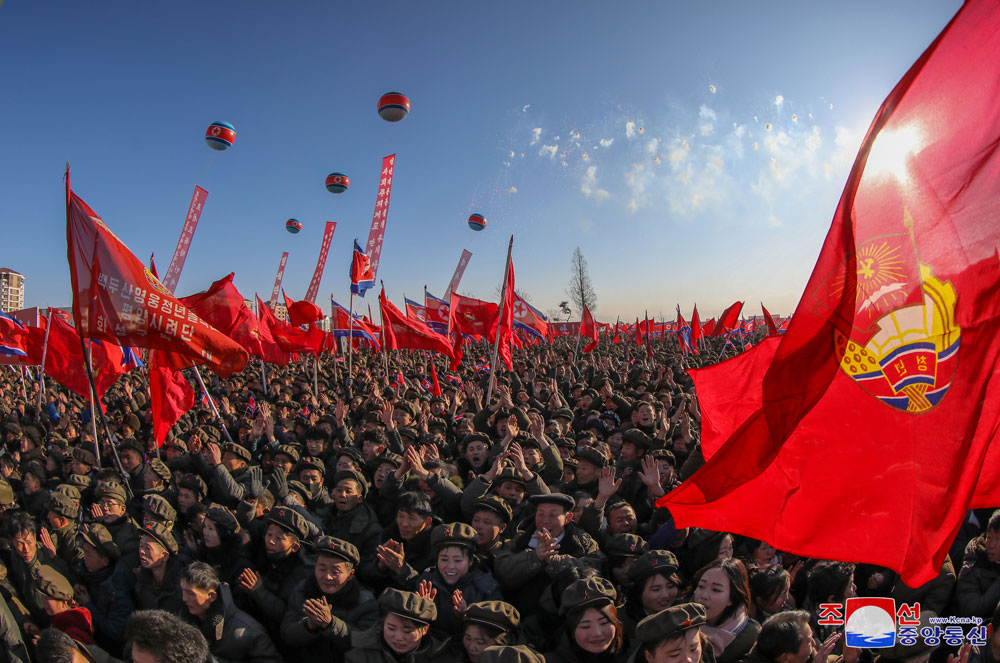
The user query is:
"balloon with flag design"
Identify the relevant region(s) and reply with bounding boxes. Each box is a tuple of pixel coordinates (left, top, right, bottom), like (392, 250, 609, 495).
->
(468, 213, 486, 232)
(378, 92, 410, 122)
(205, 121, 236, 151)
(285, 219, 302, 234)
(325, 172, 350, 194)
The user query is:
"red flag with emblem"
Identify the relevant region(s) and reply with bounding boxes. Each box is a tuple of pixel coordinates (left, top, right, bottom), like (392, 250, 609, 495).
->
(660, 0, 1000, 586)
(65, 180, 248, 376)
(449, 293, 497, 339)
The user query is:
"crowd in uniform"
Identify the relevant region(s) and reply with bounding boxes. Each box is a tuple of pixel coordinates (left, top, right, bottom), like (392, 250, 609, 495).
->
(0, 336, 996, 663)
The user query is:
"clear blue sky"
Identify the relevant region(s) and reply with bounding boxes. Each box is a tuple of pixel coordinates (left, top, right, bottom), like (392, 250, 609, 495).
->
(0, 1, 962, 322)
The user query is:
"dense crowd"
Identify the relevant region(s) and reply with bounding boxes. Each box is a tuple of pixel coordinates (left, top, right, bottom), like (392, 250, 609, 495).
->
(0, 335, 995, 663)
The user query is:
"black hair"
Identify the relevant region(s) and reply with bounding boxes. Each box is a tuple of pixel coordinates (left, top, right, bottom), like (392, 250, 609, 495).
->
(988, 509, 1000, 533)
(125, 609, 211, 663)
(396, 491, 433, 517)
(36, 628, 76, 663)
(8, 510, 36, 539)
(749, 565, 791, 612)
(692, 558, 753, 625)
(181, 560, 220, 593)
(757, 611, 810, 662)
(806, 561, 855, 606)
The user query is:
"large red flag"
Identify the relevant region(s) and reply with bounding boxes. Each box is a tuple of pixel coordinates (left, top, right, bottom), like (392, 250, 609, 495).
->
(660, 0, 1000, 586)
(283, 292, 324, 328)
(430, 361, 442, 397)
(65, 183, 248, 376)
(489, 256, 515, 370)
(702, 318, 716, 336)
(449, 293, 498, 338)
(690, 305, 702, 355)
(257, 296, 323, 358)
(148, 350, 195, 446)
(380, 289, 454, 357)
(29, 314, 128, 401)
(180, 274, 263, 357)
(0, 311, 30, 365)
(712, 301, 744, 336)
(251, 297, 290, 366)
(580, 306, 599, 353)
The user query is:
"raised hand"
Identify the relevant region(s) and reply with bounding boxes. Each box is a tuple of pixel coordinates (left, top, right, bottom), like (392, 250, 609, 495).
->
(452, 589, 468, 616)
(303, 596, 333, 629)
(638, 455, 664, 498)
(377, 540, 406, 574)
(417, 579, 438, 601)
(239, 568, 262, 592)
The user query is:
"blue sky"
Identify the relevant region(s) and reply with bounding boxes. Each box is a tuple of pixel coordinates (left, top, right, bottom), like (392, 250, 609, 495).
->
(0, 1, 962, 322)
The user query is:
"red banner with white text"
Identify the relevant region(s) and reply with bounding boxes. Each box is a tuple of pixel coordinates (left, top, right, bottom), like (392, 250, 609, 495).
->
(162, 186, 208, 293)
(304, 221, 337, 303)
(364, 154, 396, 283)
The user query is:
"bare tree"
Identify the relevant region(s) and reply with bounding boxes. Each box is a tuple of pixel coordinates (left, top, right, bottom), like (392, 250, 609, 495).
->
(558, 301, 572, 321)
(567, 247, 597, 315)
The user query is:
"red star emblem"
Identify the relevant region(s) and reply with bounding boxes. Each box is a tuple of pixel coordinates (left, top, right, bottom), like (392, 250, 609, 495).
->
(682, 619, 692, 627)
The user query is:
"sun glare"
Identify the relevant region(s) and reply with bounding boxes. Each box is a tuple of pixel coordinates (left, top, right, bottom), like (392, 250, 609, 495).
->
(866, 125, 923, 183)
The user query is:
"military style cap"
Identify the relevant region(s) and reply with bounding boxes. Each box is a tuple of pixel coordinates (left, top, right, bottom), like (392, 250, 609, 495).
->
(431, 522, 478, 550)
(474, 496, 513, 524)
(650, 449, 676, 466)
(221, 442, 252, 464)
(267, 506, 309, 540)
(79, 523, 120, 560)
(0, 479, 14, 506)
(36, 565, 74, 601)
(559, 576, 617, 615)
(54, 484, 81, 501)
(427, 417, 448, 431)
(95, 483, 127, 505)
(164, 438, 188, 453)
(67, 474, 92, 490)
(142, 494, 176, 523)
(479, 646, 545, 663)
(146, 459, 172, 484)
(336, 447, 364, 466)
(375, 452, 402, 469)
(47, 492, 79, 519)
(462, 432, 492, 448)
(206, 505, 241, 535)
(605, 533, 648, 558)
(119, 438, 145, 457)
(140, 522, 178, 556)
(70, 446, 97, 468)
(296, 456, 326, 475)
(465, 601, 520, 632)
(313, 535, 360, 566)
(22, 460, 45, 481)
(274, 445, 300, 464)
(178, 473, 207, 499)
(332, 469, 369, 497)
(623, 428, 654, 449)
(378, 588, 437, 624)
(528, 493, 575, 511)
(398, 426, 420, 441)
(627, 549, 680, 584)
(635, 602, 707, 644)
(393, 401, 416, 419)
(287, 480, 310, 503)
(551, 408, 575, 421)
(495, 467, 527, 487)
(576, 447, 608, 469)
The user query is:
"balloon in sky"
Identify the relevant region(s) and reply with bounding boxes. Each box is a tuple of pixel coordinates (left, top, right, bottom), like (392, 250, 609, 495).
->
(325, 172, 350, 194)
(285, 219, 302, 234)
(205, 121, 236, 151)
(468, 213, 487, 232)
(378, 92, 410, 122)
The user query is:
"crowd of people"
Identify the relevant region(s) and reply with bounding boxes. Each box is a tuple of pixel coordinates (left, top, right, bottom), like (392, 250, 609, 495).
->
(0, 334, 995, 663)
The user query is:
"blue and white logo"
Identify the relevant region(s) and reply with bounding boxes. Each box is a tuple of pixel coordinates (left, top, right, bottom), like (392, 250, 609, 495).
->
(845, 598, 896, 648)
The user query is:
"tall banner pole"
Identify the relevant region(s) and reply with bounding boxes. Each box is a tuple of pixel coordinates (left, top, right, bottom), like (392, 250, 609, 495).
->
(364, 155, 396, 285)
(485, 235, 514, 406)
(379, 283, 390, 379)
(162, 186, 208, 293)
(348, 291, 356, 386)
(304, 221, 337, 303)
(36, 310, 53, 414)
(443, 249, 473, 299)
(268, 252, 290, 309)
(193, 366, 234, 444)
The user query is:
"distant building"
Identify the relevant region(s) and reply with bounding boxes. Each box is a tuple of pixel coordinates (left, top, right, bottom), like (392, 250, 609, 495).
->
(0, 268, 24, 313)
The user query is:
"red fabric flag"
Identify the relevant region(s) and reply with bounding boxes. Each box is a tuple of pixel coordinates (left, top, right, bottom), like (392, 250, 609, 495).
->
(449, 333, 464, 371)
(633, 318, 642, 346)
(713, 301, 744, 336)
(148, 350, 194, 446)
(29, 314, 127, 401)
(660, 0, 1000, 586)
(580, 306, 599, 353)
(180, 274, 263, 357)
(430, 361, 442, 397)
(703, 318, 716, 336)
(149, 253, 158, 280)
(489, 256, 515, 370)
(0, 311, 30, 365)
(283, 291, 324, 328)
(380, 289, 454, 357)
(256, 296, 323, 359)
(449, 293, 498, 337)
(512, 292, 550, 343)
(690, 305, 702, 355)
(65, 183, 248, 376)
(761, 303, 778, 337)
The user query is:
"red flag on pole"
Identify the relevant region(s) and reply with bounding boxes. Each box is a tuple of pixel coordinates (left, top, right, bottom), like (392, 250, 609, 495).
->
(690, 304, 702, 355)
(659, 0, 1000, 586)
(380, 288, 454, 357)
(762, 303, 778, 336)
(29, 314, 128, 401)
(180, 274, 263, 357)
(713, 301, 744, 336)
(430, 361, 442, 397)
(65, 183, 248, 376)
(283, 291, 324, 328)
(490, 255, 515, 370)
(581, 306, 599, 353)
(148, 350, 195, 447)
(449, 293, 498, 338)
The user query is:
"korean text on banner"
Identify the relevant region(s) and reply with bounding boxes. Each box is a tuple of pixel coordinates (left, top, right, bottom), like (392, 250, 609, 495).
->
(444, 249, 473, 299)
(363, 154, 395, 282)
(162, 186, 208, 293)
(304, 222, 337, 303)
(269, 252, 289, 309)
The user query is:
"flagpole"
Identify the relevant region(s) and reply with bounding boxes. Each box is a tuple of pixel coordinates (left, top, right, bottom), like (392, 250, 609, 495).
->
(313, 353, 319, 398)
(192, 365, 234, 443)
(379, 281, 390, 379)
(485, 235, 514, 406)
(17, 367, 28, 402)
(572, 324, 582, 365)
(36, 307, 53, 415)
(645, 309, 652, 362)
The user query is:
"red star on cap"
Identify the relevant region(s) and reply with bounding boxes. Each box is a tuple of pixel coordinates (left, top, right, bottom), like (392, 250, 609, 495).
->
(682, 619, 692, 627)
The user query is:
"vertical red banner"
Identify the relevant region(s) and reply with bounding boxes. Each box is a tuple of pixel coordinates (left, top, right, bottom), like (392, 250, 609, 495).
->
(269, 252, 289, 308)
(304, 222, 337, 303)
(364, 154, 395, 283)
(444, 249, 473, 299)
(162, 186, 208, 293)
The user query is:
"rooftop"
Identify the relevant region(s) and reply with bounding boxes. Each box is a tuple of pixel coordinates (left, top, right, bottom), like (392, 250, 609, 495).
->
(0, 268, 22, 275)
